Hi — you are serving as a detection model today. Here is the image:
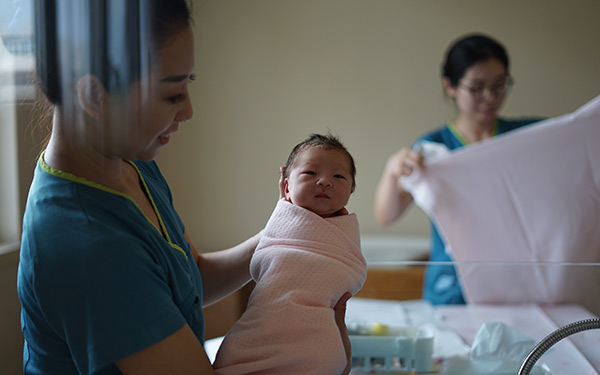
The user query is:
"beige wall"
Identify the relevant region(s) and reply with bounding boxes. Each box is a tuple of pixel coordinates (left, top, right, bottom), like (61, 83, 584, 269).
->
(157, 0, 600, 252)
(0, 247, 22, 375)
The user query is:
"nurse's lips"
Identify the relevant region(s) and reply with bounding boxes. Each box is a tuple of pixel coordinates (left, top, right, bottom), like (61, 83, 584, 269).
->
(479, 104, 498, 113)
(159, 124, 179, 145)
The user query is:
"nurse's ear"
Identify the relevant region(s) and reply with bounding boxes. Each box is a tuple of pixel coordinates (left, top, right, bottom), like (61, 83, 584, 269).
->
(442, 76, 457, 100)
(75, 75, 106, 119)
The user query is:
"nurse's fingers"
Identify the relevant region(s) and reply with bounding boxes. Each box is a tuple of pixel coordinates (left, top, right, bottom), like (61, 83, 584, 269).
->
(278, 166, 286, 199)
(405, 149, 425, 168)
(398, 149, 424, 176)
(334, 292, 352, 375)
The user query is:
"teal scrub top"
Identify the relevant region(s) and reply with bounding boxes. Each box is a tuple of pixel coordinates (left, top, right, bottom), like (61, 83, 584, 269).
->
(18, 156, 204, 375)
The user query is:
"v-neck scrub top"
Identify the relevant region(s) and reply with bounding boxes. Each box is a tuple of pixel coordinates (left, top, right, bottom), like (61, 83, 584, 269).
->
(17, 156, 204, 375)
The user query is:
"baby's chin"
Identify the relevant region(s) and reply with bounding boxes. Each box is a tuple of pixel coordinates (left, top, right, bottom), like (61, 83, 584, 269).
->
(317, 207, 348, 218)
(293, 201, 347, 218)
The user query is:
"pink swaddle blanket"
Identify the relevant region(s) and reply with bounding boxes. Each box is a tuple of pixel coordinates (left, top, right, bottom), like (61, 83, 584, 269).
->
(213, 199, 367, 375)
(403, 94, 600, 313)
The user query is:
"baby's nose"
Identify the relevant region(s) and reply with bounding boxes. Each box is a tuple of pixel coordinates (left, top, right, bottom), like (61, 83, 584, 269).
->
(317, 176, 333, 186)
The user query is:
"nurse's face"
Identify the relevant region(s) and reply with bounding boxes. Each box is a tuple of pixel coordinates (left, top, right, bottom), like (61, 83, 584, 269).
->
(103, 26, 195, 161)
(446, 58, 509, 125)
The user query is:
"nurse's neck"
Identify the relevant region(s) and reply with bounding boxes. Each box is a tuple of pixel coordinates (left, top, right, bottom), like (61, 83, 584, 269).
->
(453, 115, 496, 144)
(44, 109, 132, 193)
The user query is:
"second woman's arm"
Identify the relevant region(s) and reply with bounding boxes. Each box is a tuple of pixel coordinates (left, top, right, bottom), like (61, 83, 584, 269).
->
(374, 147, 423, 225)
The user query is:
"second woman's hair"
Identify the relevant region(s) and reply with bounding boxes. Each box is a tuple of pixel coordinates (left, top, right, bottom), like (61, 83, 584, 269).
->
(441, 33, 509, 87)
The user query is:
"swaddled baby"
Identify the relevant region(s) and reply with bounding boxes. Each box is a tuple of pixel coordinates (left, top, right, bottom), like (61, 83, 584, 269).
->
(214, 133, 367, 375)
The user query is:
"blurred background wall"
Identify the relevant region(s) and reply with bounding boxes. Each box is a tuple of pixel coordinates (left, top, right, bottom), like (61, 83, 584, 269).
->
(157, 0, 600, 252)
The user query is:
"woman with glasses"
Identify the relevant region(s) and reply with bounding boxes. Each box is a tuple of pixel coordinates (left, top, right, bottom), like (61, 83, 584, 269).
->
(374, 33, 543, 306)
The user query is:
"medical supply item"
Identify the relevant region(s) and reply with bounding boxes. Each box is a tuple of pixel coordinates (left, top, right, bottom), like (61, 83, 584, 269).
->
(349, 323, 433, 373)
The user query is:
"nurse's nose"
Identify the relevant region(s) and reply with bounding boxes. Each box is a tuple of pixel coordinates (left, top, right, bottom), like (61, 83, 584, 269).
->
(176, 94, 194, 123)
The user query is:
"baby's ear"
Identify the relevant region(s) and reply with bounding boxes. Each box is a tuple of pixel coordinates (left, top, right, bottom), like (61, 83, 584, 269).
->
(284, 178, 291, 200)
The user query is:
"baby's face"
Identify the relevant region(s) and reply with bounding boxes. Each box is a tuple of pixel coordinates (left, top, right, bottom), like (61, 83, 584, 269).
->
(285, 147, 354, 217)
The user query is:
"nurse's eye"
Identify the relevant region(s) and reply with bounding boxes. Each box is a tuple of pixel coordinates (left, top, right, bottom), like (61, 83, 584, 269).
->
(168, 94, 185, 104)
(188, 73, 197, 83)
(490, 83, 506, 94)
(469, 86, 486, 96)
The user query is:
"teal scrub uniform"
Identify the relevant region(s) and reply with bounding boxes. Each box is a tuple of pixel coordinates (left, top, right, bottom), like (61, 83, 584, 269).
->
(18, 156, 204, 375)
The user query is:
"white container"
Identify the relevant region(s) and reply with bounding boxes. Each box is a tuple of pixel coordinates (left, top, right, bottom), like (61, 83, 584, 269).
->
(349, 325, 434, 373)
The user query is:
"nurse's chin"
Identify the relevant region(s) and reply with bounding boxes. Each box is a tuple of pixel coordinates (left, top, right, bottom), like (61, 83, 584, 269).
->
(158, 135, 171, 146)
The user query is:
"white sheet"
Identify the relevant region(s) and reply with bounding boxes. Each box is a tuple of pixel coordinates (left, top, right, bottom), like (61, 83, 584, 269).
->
(404, 94, 600, 312)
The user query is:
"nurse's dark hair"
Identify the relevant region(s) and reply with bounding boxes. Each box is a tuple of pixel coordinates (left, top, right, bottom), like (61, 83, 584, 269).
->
(284, 133, 357, 191)
(34, 0, 193, 105)
(441, 33, 510, 87)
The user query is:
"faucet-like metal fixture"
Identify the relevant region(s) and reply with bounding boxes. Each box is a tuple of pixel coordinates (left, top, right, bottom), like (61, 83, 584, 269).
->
(518, 317, 600, 375)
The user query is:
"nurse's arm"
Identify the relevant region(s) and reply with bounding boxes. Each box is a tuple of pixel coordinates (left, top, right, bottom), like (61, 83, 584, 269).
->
(374, 147, 422, 225)
(186, 231, 261, 307)
(115, 324, 215, 374)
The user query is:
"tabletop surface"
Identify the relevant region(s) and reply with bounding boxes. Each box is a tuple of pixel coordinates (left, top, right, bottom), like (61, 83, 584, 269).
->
(346, 298, 600, 375)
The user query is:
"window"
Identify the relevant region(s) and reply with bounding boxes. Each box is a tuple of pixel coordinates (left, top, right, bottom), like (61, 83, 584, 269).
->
(1, 0, 34, 249)
(1, 0, 35, 99)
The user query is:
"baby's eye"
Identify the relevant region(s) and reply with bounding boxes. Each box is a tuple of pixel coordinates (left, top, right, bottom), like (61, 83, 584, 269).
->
(303, 171, 316, 175)
(334, 174, 347, 180)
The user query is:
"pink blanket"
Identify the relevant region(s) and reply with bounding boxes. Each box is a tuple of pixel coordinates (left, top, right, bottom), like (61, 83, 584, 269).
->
(213, 199, 367, 375)
(404, 94, 600, 313)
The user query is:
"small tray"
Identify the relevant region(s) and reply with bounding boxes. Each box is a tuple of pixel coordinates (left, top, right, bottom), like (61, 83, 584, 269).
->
(349, 325, 434, 373)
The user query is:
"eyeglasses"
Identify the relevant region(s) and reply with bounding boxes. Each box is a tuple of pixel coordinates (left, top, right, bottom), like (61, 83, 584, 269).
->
(457, 76, 513, 100)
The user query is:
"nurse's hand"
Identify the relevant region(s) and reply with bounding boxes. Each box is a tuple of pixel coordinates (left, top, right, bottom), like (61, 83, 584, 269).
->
(374, 146, 421, 226)
(335, 292, 352, 375)
(385, 146, 424, 179)
(278, 166, 286, 199)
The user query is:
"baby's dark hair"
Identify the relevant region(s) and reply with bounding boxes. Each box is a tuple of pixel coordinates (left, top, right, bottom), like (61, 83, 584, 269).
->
(285, 133, 356, 190)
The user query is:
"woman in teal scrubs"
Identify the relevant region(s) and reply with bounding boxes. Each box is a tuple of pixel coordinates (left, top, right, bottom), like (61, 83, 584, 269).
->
(374, 34, 542, 306)
(17, 1, 350, 374)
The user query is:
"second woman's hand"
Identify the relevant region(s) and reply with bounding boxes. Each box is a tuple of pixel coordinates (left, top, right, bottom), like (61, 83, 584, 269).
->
(385, 146, 425, 179)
